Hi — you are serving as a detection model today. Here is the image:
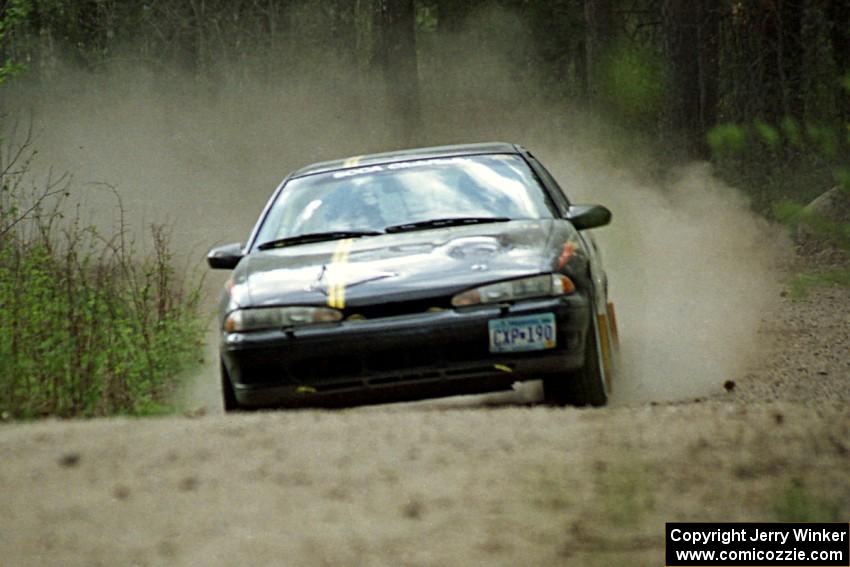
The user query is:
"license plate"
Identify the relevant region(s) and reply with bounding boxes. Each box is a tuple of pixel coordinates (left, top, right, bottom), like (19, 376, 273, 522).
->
(488, 314, 557, 353)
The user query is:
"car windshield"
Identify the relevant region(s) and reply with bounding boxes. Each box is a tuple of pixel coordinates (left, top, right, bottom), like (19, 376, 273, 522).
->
(253, 154, 555, 248)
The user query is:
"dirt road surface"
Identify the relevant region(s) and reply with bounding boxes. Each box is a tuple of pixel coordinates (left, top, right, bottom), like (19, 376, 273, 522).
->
(2, 273, 848, 567)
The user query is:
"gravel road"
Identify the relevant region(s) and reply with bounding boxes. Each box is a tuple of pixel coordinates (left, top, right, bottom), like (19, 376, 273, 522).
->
(1, 264, 848, 567)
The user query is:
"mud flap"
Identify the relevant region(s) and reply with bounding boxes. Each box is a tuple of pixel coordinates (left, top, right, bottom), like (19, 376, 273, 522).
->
(598, 301, 619, 393)
(607, 301, 620, 348)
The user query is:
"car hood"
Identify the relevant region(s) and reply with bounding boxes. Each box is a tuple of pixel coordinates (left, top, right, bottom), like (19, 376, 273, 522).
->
(227, 219, 585, 309)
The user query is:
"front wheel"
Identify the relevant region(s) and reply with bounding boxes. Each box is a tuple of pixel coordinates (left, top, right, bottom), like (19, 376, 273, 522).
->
(543, 314, 609, 407)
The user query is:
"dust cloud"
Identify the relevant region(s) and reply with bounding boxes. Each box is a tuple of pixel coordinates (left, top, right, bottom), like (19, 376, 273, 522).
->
(541, 152, 782, 403)
(1, 17, 782, 408)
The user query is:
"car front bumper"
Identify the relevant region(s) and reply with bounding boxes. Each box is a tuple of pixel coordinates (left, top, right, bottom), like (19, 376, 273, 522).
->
(221, 294, 591, 408)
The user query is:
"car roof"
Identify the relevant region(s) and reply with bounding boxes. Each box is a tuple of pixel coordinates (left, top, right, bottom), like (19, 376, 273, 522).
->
(289, 142, 522, 179)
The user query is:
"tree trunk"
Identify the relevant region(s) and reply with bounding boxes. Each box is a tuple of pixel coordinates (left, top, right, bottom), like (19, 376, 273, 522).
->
(800, 0, 837, 123)
(434, 1, 473, 33)
(583, 0, 612, 102)
(827, 0, 850, 122)
(575, 38, 588, 99)
(662, 0, 703, 157)
(373, 0, 422, 146)
(333, 0, 362, 127)
(777, 0, 804, 120)
(697, 1, 720, 134)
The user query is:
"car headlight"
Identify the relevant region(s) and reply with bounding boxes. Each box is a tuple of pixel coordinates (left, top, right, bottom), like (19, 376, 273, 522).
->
(451, 274, 575, 307)
(224, 306, 343, 332)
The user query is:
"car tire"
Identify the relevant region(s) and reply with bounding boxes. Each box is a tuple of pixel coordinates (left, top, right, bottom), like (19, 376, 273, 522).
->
(543, 312, 608, 407)
(221, 361, 240, 412)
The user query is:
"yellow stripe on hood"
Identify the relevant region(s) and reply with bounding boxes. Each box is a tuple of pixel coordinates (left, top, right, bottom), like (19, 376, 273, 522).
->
(327, 238, 354, 309)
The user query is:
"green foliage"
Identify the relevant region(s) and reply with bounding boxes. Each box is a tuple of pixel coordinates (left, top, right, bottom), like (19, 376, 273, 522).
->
(773, 196, 850, 251)
(707, 123, 748, 156)
(0, 0, 30, 39)
(803, 206, 848, 245)
(834, 166, 850, 192)
(841, 72, 850, 93)
(754, 120, 780, 148)
(787, 268, 850, 300)
(772, 200, 804, 225)
(602, 43, 664, 125)
(771, 481, 842, 522)
(806, 123, 839, 158)
(0, 141, 205, 419)
(0, 0, 31, 84)
(416, 3, 438, 33)
(710, 107, 850, 214)
(708, 119, 840, 158)
(780, 117, 804, 149)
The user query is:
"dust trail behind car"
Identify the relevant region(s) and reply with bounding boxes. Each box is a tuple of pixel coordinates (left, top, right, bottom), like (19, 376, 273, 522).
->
(543, 156, 782, 403)
(0, 34, 782, 409)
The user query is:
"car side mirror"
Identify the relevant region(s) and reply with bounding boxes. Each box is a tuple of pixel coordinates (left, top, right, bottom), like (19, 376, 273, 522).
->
(566, 204, 612, 230)
(207, 243, 243, 270)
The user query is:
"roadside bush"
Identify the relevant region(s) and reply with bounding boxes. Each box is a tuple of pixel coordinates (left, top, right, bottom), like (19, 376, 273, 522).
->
(708, 75, 850, 256)
(0, 132, 205, 418)
(708, 119, 848, 213)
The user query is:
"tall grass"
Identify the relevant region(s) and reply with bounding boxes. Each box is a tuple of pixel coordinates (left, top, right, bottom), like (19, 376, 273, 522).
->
(0, 130, 205, 418)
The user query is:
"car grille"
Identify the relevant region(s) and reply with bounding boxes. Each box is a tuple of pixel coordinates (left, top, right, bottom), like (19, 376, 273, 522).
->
(287, 339, 491, 382)
(236, 329, 580, 388)
(341, 297, 454, 320)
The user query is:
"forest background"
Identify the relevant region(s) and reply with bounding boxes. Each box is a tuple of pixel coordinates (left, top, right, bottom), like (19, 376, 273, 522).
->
(4, 0, 848, 201)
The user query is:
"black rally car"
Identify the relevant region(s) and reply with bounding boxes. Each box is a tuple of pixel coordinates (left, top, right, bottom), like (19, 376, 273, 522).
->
(208, 142, 618, 411)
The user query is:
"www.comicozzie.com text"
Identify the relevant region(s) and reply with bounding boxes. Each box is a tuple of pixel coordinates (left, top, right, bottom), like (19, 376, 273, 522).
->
(670, 527, 848, 546)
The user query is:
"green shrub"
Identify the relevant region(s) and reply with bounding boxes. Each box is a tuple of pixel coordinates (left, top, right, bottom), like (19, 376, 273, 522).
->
(787, 268, 850, 301)
(708, 107, 850, 213)
(0, 135, 205, 419)
(771, 480, 842, 522)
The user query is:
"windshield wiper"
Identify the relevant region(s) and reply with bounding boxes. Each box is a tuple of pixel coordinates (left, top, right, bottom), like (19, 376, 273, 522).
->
(384, 217, 511, 234)
(257, 230, 383, 250)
